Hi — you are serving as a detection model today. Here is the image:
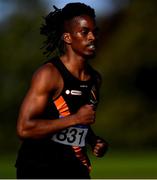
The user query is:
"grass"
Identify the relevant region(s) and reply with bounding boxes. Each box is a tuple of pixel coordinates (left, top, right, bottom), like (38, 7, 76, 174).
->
(0, 150, 157, 178)
(90, 150, 157, 179)
(0, 153, 16, 178)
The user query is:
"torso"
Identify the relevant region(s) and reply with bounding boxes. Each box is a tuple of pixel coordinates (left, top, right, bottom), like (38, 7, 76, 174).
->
(16, 56, 100, 169)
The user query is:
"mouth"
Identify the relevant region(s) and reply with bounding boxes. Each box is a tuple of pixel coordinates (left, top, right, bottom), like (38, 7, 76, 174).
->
(87, 43, 96, 51)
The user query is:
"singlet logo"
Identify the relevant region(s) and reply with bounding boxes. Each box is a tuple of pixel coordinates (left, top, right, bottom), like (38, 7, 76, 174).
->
(80, 85, 88, 88)
(65, 89, 82, 96)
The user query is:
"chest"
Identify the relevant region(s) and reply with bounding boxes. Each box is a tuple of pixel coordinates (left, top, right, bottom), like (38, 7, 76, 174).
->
(63, 80, 96, 113)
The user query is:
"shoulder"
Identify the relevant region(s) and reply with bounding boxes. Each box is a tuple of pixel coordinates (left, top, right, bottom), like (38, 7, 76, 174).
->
(94, 69, 102, 84)
(30, 61, 62, 93)
(88, 65, 102, 86)
(33, 62, 59, 80)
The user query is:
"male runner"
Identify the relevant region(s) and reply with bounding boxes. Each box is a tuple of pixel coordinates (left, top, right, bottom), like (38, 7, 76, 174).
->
(15, 3, 108, 179)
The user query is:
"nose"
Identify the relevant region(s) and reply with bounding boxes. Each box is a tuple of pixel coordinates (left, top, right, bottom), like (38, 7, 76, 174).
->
(88, 31, 95, 41)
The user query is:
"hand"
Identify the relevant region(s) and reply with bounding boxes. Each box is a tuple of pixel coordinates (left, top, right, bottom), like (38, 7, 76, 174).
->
(92, 137, 108, 157)
(75, 104, 96, 125)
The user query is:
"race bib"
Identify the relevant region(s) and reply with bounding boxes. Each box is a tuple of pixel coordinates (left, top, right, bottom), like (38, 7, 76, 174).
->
(51, 126, 88, 147)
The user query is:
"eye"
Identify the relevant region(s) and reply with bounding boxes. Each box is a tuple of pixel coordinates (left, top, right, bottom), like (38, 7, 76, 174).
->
(81, 29, 89, 36)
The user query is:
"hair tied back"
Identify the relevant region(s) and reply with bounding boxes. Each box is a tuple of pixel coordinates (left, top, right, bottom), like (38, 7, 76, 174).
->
(53, 5, 62, 14)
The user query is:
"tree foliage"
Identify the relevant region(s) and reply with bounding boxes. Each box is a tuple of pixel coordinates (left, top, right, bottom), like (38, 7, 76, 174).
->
(92, 0, 157, 149)
(0, 0, 157, 152)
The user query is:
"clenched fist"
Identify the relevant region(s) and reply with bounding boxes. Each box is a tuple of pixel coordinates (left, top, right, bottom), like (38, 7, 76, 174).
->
(75, 104, 96, 125)
(92, 137, 108, 157)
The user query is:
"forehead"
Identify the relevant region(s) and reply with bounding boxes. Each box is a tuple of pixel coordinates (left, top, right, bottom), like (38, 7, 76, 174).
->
(65, 15, 96, 31)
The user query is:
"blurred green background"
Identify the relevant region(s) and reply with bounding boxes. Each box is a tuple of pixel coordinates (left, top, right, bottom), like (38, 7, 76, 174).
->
(0, 0, 157, 178)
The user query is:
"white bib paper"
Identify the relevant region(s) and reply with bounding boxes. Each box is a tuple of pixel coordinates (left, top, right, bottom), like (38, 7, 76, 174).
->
(51, 126, 88, 147)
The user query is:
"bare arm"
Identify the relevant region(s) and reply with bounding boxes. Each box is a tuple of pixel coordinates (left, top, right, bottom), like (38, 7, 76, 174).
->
(87, 71, 108, 157)
(17, 63, 95, 139)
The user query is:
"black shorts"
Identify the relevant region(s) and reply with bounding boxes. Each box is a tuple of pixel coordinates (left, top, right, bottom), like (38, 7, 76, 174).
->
(16, 160, 90, 179)
(16, 140, 90, 179)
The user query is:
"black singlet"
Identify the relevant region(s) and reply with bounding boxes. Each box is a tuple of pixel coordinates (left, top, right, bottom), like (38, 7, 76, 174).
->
(15, 57, 101, 178)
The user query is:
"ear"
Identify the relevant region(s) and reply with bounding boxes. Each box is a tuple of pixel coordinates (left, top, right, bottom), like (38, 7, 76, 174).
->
(63, 32, 72, 44)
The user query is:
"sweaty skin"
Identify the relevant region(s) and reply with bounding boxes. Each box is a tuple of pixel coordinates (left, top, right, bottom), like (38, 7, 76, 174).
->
(17, 15, 107, 156)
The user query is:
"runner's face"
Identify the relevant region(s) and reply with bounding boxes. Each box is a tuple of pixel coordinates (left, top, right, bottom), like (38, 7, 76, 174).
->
(67, 15, 98, 58)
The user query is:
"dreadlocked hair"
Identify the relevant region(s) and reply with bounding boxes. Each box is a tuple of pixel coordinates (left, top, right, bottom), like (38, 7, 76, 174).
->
(40, 2, 96, 57)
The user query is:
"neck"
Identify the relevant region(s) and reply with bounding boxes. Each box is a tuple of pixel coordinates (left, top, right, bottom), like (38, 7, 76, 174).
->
(60, 53, 90, 81)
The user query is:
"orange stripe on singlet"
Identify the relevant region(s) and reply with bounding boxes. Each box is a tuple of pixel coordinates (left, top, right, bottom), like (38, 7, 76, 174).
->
(54, 96, 70, 116)
(54, 96, 91, 171)
(91, 90, 97, 101)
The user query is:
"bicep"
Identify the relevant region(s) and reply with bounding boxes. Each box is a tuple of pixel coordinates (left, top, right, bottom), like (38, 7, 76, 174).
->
(16, 79, 50, 137)
(19, 87, 49, 120)
(18, 66, 57, 122)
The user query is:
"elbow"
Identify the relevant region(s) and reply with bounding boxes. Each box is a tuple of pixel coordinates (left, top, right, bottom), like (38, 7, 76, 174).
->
(16, 117, 44, 140)
(17, 125, 29, 139)
(16, 117, 33, 139)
